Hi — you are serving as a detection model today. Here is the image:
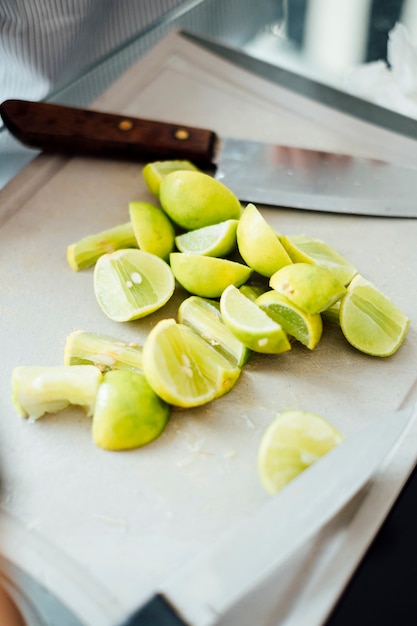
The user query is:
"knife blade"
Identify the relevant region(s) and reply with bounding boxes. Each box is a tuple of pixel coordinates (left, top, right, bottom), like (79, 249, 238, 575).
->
(1, 98, 417, 218)
(119, 405, 415, 626)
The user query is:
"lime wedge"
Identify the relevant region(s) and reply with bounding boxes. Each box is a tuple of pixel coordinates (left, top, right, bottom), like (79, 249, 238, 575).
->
(12, 365, 103, 420)
(67, 222, 137, 271)
(220, 285, 291, 354)
(178, 295, 252, 367)
(340, 274, 410, 356)
(129, 201, 175, 261)
(236, 203, 292, 277)
(64, 330, 143, 372)
(170, 252, 252, 298)
(258, 410, 344, 494)
(142, 319, 241, 407)
(94, 249, 175, 322)
(159, 170, 242, 230)
(175, 219, 238, 257)
(256, 290, 323, 350)
(280, 235, 357, 286)
(270, 262, 346, 314)
(92, 370, 169, 451)
(143, 160, 199, 196)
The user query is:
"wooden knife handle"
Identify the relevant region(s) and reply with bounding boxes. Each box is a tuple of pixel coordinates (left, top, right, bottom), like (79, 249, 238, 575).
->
(0, 99, 218, 166)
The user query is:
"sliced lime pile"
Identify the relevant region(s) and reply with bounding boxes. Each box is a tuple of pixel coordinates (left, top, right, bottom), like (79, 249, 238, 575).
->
(256, 290, 323, 350)
(258, 410, 343, 494)
(178, 295, 252, 367)
(237, 203, 292, 277)
(340, 274, 410, 356)
(142, 318, 241, 407)
(220, 285, 291, 354)
(92, 369, 169, 451)
(270, 262, 346, 314)
(280, 235, 357, 286)
(170, 252, 252, 298)
(129, 201, 175, 261)
(175, 219, 238, 257)
(94, 249, 175, 322)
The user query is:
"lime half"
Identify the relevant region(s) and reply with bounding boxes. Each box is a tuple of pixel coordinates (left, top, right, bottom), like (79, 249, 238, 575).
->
(220, 285, 291, 354)
(258, 410, 343, 494)
(94, 249, 175, 322)
(142, 319, 241, 407)
(340, 274, 410, 356)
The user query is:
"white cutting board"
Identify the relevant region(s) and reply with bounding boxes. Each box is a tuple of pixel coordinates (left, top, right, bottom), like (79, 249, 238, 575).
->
(0, 31, 417, 626)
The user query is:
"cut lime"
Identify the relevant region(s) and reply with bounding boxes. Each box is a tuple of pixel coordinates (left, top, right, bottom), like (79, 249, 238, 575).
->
(67, 222, 137, 271)
(340, 274, 410, 356)
(143, 160, 199, 196)
(256, 290, 323, 350)
(280, 235, 357, 286)
(129, 201, 175, 261)
(175, 219, 238, 257)
(159, 170, 242, 230)
(64, 330, 143, 372)
(236, 203, 292, 277)
(94, 249, 175, 322)
(92, 370, 169, 451)
(178, 295, 252, 367)
(170, 252, 252, 298)
(12, 365, 103, 421)
(142, 318, 241, 408)
(220, 285, 291, 354)
(270, 262, 346, 314)
(258, 410, 344, 494)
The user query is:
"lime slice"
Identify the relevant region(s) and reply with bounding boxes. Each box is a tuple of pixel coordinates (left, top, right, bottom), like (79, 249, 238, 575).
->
(256, 290, 323, 350)
(159, 170, 242, 230)
(270, 262, 346, 314)
(67, 222, 137, 271)
(258, 410, 344, 494)
(129, 201, 175, 261)
(143, 160, 199, 196)
(220, 285, 291, 354)
(280, 235, 357, 286)
(64, 330, 143, 372)
(340, 274, 410, 356)
(12, 365, 103, 420)
(175, 219, 238, 257)
(94, 249, 175, 322)
(170, 252, 252, 298)
(178, 295, 252, 367)
(236, 203, 292, 277)
(142, 318, 241, 408)
(92, 370, 169, 451)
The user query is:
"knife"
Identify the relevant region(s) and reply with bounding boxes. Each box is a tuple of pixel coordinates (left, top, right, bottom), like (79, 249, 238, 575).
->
(118, 405, 415, 626)
(1, 98, 417, 218)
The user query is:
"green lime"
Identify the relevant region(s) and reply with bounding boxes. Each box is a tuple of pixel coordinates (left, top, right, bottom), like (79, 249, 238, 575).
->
(258, 410, 344, 494)
(175, 219, 238, 257)
(129, 201, 175, 261)
(178, 295, 252, 367)
(12, 365, 103, 420)
(94, 249, 175, 322)
(143, 160, 199, 196)
(270, 262, 346, 314)
(340, 274, 410, 356)
(64, 330, 143, 372)
(170, 252, 252, 298)
(142, 318, 241, 408)
(256, 290, 323, 350)
(67, 222, 137, 271)
(92, 370, 169, 451)
(159, 170, 242, 230)
(236, 203, 292, 277)
(280, 235, 357, 286)
(220, 284, 291, 354)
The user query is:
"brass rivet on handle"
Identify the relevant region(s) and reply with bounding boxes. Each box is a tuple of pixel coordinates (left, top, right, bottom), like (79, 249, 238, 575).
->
(174, 129, 189, 140)
(118, 119, 133, 131)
